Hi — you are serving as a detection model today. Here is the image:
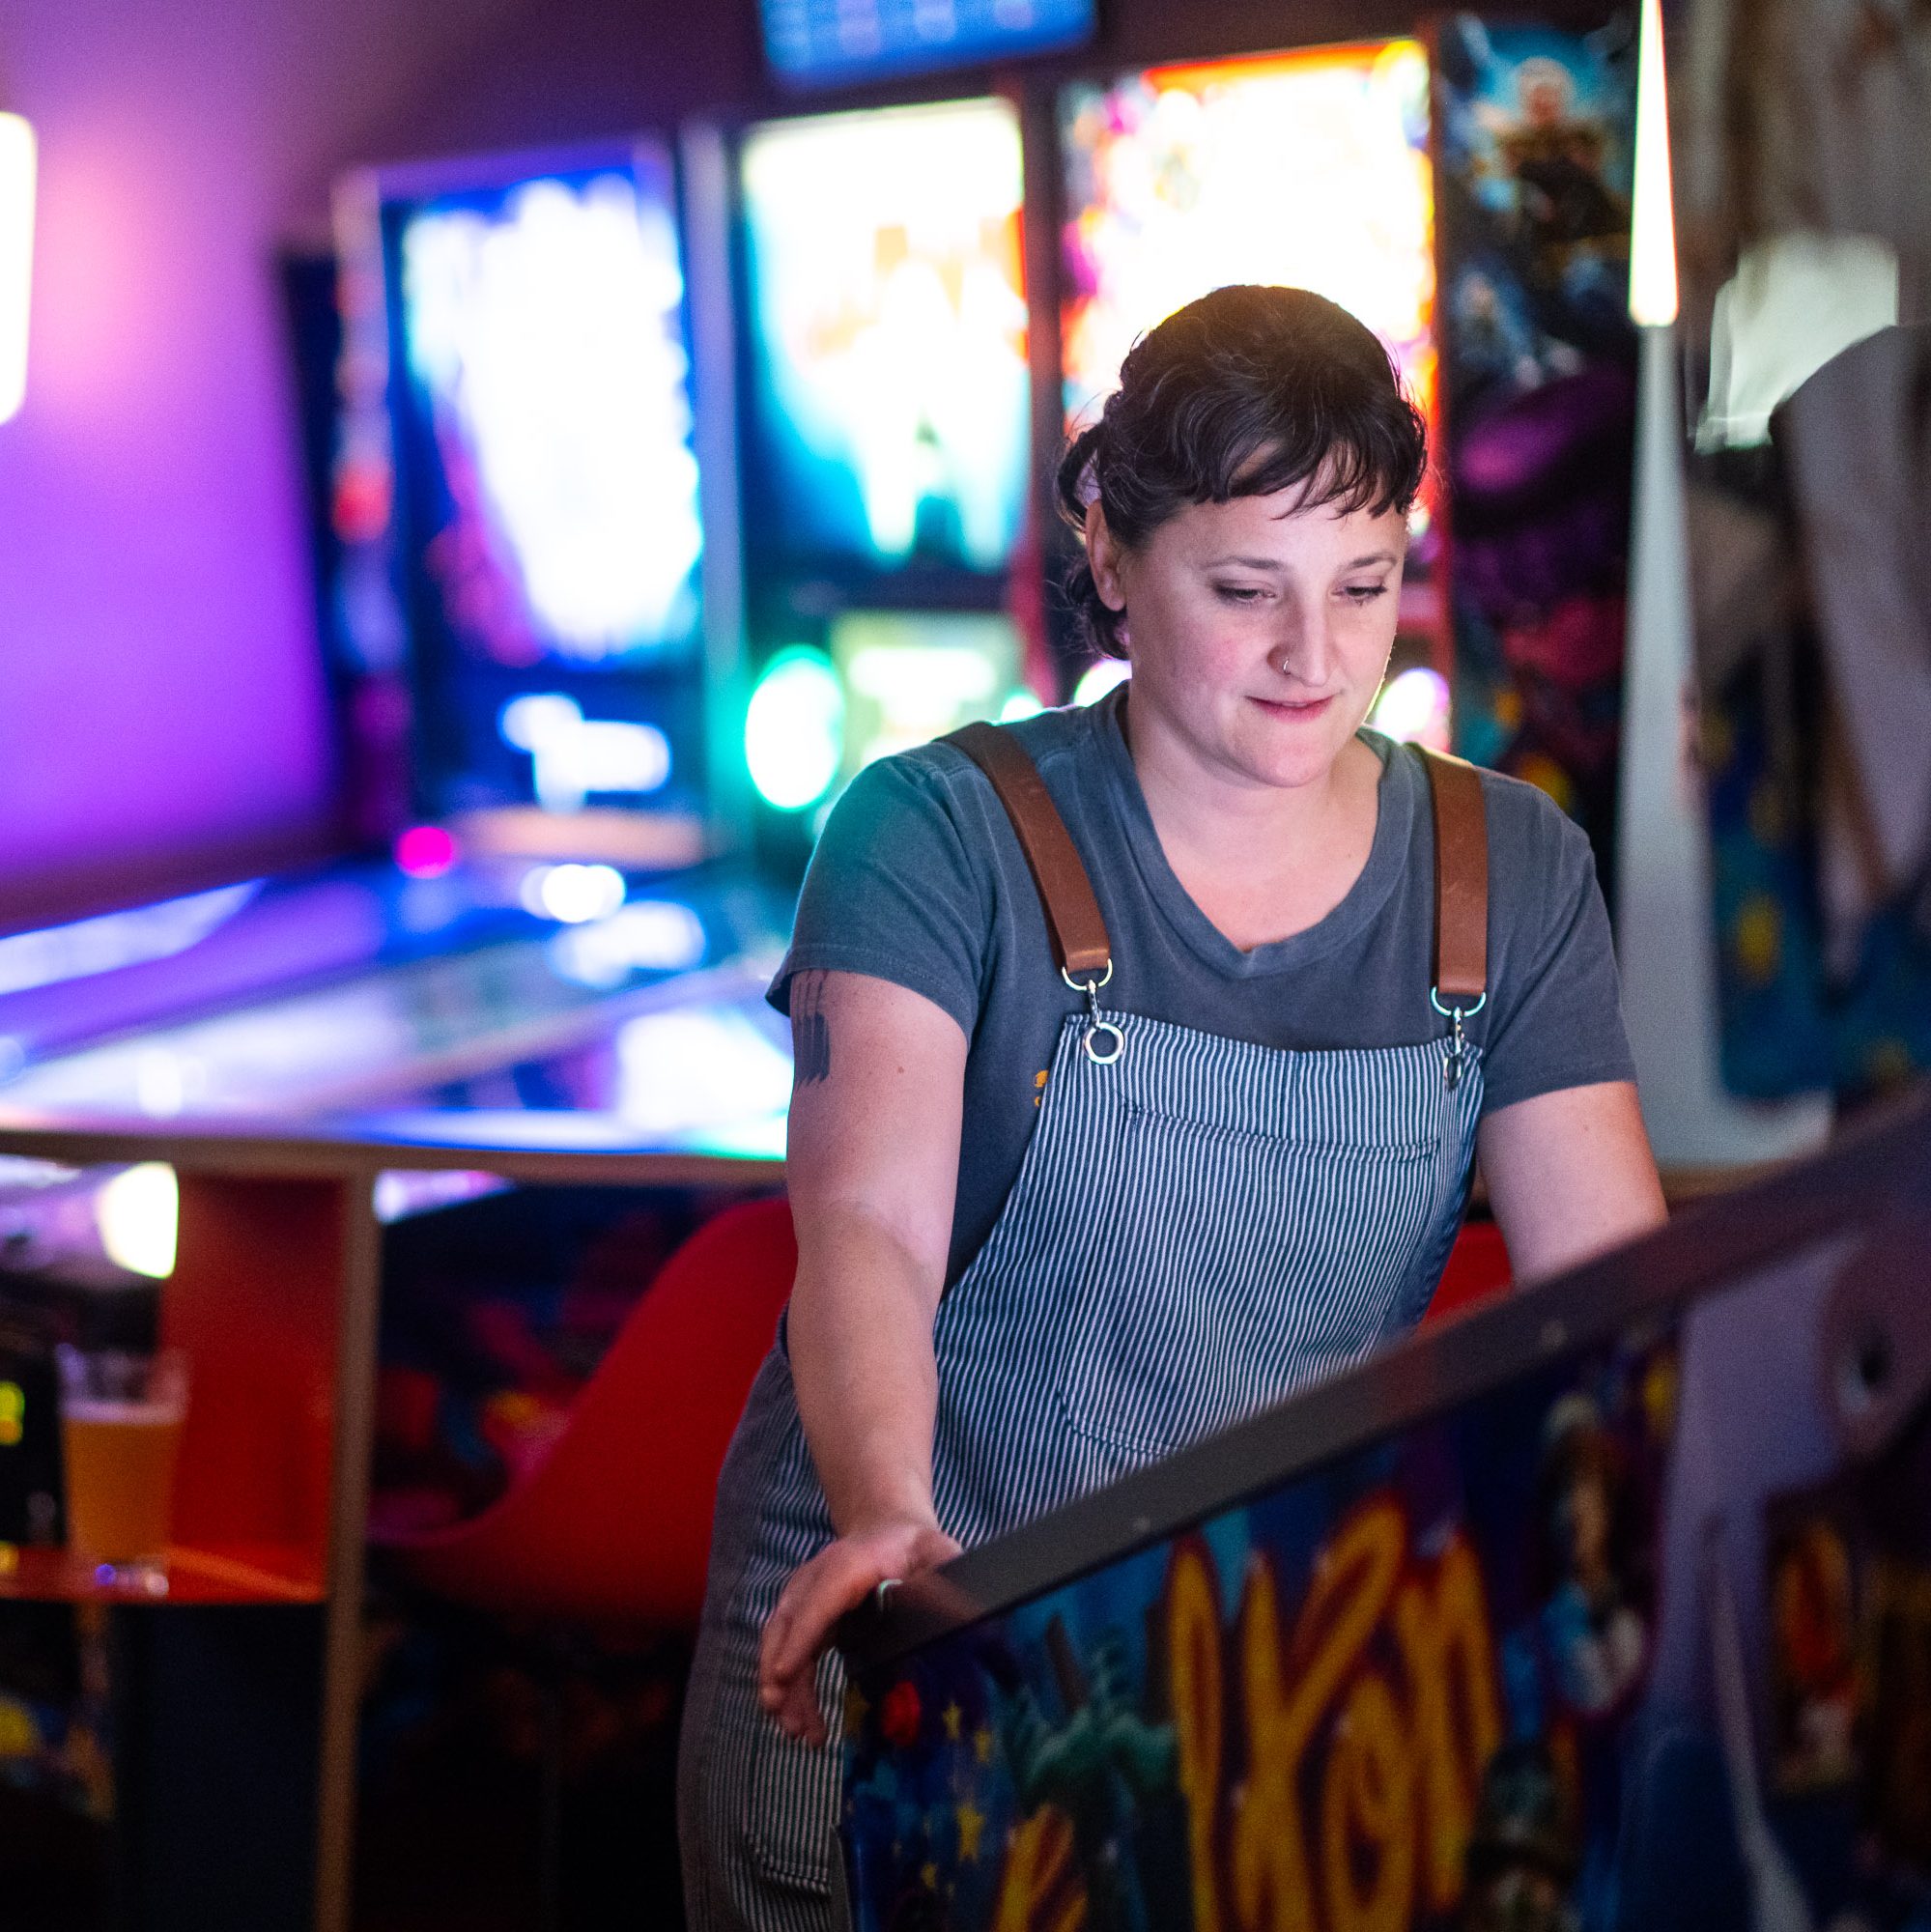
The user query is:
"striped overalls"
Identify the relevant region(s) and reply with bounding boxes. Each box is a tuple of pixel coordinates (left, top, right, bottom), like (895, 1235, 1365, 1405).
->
(678, 726, 1490, 1931)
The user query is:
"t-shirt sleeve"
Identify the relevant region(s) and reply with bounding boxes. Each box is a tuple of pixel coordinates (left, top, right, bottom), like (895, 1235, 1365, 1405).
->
(1478, 781, 1637, 1114)
(766, 753, 990, 1036)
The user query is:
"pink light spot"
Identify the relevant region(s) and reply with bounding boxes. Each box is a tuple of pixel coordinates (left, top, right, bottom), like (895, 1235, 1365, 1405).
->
(395, 825, 459, 879)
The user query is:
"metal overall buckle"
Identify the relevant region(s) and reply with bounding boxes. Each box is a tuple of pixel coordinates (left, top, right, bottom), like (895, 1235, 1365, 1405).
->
(1063, 960, 1124, 1065)
(1430, 985, 1487, 1091)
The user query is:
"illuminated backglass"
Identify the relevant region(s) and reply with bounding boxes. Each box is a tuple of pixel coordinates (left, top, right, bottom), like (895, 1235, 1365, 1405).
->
(738, 99, 1032, 584)
(381, 145, 709, 823)
(1060, 43, 1436, 435)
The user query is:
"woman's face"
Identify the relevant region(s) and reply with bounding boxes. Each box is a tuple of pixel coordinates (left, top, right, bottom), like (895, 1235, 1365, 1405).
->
(1089, 486, 1407, 794)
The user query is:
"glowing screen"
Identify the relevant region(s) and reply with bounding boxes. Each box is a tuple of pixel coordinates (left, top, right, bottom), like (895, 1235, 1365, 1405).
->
(739, 99, 1031, 581)
(392, 159, 698, 664)
(759, 0, 1093, 91)
(831, 611, 1025, 775)
(382, 146, 709, 819)
(1060, 42, 1436, 434)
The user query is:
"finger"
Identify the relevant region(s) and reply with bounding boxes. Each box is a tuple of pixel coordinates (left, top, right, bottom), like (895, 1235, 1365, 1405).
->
(778, 1668, 828, 1747)
(757, 1592, 801, 1698)
(769, 1548, 877, 1682)
(759, 1548, 864, 1711)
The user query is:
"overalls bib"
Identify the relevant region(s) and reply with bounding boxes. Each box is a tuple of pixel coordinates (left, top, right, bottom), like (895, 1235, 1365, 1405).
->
(678, 726, 1491, 1932)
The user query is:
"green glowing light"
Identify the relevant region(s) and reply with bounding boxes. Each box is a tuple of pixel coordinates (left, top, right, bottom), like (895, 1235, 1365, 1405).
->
(746, 648, 845, 810)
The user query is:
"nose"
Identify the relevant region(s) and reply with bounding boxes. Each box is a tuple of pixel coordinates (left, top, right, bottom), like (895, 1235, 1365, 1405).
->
(1268, 603, 1338, 688)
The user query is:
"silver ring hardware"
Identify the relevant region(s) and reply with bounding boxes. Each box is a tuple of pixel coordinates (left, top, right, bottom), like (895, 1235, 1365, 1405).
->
(1430, 986, 1484, 1093)
(1066, 960, 1125, 1065)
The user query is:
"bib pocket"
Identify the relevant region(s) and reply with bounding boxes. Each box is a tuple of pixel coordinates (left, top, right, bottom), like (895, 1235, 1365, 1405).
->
(1052, 1102, 1443, 1460)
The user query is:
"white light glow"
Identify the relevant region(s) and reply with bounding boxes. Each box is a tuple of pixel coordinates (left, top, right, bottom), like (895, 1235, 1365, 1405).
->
(133, 1048, 207, 1119)
(498, 693, 671, 812)
(1072, 660, 1130, 707)
(548, 899, 707, 988)
(999, 690, 1045, 723)
(1369, 666, 1453, 750)
(0, 881, 260, 999)
(0, 115, 34, 424)
(97, 1164, 178, 1279)
(521, 864, 628, 924)
(746, 651, 845, 810)
(373, 1170, 509, 1224)
(614, 1007, 794, 1142)
(401, 172, 701, 657)
(1629, 0, 1679, 327)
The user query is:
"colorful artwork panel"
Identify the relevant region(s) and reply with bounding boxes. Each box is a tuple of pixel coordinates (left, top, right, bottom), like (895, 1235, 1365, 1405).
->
(845, 1326, 1681, 1931)
(1432, 16, 1638, 876)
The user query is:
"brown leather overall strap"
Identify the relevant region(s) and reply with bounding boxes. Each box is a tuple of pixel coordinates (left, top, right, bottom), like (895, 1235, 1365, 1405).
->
(1417, 747, 1490, 1003)
(947, 723, 1487, 1002)
(944, 722, 1113, 980)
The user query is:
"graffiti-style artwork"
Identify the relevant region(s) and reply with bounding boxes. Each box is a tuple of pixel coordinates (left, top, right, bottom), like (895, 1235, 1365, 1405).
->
(1763, 1409, 1931, 1925)
(1431, 17, 1638, 885)
(841, 1332, 1680, 1931)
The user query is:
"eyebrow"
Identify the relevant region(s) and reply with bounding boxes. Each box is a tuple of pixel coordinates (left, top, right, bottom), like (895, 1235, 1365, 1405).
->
(1202, 551, 1402, 572)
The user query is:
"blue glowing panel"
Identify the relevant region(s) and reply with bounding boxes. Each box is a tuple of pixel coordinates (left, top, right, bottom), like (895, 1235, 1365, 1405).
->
(738, 99, 1032, 584)
(382, 146, 709, 821)
(761, 0, 1093, 91)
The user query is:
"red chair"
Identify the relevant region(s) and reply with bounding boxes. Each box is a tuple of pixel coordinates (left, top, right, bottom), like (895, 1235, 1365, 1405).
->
(1425, 1216, 1514, 1324)
(376, 1193, 798, 1629)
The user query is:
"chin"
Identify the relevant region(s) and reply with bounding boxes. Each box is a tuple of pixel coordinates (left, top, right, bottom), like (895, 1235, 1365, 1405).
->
(1232, 717, 1355, 789)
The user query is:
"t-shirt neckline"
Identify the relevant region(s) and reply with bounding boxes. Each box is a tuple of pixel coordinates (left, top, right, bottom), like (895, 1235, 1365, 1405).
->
(1086, 684, 1417, 980)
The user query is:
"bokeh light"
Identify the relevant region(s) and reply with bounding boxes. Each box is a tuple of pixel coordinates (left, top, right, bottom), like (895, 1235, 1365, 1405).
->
(746, 649, 845, 810)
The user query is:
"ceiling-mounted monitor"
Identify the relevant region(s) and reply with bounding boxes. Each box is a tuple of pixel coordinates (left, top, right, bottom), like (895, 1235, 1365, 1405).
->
(736, 98, 1032, 591)
(759, 0, 1094, 93)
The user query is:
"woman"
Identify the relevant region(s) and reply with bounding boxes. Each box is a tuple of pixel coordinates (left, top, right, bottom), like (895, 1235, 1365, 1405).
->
(679, 285, 1664, 1928)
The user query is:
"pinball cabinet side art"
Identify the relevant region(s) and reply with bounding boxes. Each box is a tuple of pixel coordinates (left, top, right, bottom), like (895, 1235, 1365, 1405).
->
(838, 1097, 1931, 1932)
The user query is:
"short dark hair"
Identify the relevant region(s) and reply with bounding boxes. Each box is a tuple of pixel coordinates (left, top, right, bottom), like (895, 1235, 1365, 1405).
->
(1057, 285, 1428, 658)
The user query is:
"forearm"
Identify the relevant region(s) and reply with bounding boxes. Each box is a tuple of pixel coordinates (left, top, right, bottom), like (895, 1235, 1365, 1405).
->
(785, 1203, 943, 1536)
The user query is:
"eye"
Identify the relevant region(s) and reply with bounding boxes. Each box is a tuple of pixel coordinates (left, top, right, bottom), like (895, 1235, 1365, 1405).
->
(1340, 583, 1390, 606)
(1213, 584, 1270, 605)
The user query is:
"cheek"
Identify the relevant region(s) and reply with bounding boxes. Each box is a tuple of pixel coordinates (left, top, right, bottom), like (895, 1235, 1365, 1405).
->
(1143, 621, 1259, 696)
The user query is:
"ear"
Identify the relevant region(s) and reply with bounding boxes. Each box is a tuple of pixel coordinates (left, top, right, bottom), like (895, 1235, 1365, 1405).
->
(1083, 499, 1128, 611)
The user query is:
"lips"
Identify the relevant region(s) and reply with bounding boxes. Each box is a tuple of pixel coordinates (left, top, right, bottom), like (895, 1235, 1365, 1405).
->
(1250, 695, 1336, 720)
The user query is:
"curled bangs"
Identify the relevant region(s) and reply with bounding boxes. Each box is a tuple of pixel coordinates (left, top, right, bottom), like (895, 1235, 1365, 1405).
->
(1146, 355, 1429, 522)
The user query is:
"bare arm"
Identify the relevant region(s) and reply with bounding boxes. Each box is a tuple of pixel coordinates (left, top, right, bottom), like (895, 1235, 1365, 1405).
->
(758, 969, 968, 1743)
(1477, 1079, 1667, 1286)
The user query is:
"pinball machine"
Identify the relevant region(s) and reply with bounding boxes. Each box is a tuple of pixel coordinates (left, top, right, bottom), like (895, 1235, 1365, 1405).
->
(840, 1094, 1931, 1932)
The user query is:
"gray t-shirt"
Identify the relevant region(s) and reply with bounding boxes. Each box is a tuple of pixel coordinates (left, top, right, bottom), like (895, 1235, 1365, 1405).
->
(771, 688, 1635, 1287)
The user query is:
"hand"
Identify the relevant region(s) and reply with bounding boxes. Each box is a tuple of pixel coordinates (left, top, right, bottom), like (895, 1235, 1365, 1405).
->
(758, 1517, 961, 1747)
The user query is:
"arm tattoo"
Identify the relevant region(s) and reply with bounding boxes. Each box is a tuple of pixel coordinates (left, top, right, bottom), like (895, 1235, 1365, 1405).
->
(793, 971, 833, 1088)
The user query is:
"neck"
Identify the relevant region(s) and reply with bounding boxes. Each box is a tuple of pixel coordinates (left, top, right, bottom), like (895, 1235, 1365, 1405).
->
(1117, 692, 1381, 952)
(1122, 692, 1361, 863)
